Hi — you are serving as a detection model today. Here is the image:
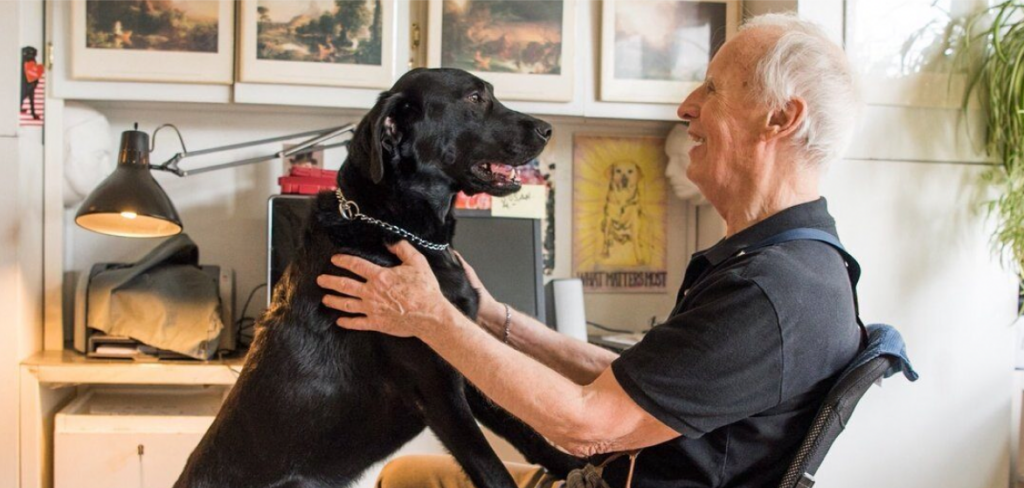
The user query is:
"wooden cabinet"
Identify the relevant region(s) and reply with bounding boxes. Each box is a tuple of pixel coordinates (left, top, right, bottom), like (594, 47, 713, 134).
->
(54, 388, 223, 488)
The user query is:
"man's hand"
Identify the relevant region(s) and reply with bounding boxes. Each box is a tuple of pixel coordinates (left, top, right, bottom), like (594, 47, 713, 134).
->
(317, 240, 455, 338)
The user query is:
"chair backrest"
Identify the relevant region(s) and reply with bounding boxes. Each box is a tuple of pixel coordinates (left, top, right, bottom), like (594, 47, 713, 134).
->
(777, 355, 898, 488)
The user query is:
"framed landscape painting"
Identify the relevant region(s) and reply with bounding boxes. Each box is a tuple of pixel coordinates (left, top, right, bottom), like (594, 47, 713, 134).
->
(71, 0, 234, 84)
(238, 0, 396, 88)
(427, 0, 576, 102)
(600, 0, 739, 104)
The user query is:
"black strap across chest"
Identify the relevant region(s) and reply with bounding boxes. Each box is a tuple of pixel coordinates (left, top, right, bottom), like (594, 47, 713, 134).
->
(746, 228, 867, 340)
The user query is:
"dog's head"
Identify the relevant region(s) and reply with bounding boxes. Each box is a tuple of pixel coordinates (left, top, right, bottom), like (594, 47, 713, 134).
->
(22, 46, 37, 62)
(606, 161, 643, 194)
(349, 68, 552, 197)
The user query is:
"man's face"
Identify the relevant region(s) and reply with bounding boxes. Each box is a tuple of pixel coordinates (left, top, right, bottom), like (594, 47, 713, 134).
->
(675, 30, 775, 198)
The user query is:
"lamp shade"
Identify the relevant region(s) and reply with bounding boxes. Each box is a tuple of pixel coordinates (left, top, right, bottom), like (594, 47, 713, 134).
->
(75, 130, 183, 238)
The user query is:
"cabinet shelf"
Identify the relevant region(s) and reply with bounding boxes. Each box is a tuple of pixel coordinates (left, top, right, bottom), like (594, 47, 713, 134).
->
(22, 351, 245, 386)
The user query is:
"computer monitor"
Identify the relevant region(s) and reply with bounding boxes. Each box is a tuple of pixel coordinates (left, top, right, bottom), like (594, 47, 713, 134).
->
(267, 195, 546, 320)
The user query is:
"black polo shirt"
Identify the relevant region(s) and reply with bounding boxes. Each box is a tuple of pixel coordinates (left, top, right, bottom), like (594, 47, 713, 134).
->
(605, 198, 861, 488)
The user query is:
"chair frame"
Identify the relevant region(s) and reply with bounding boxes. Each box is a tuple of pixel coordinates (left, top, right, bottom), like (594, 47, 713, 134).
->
(777, 355, 898, 488)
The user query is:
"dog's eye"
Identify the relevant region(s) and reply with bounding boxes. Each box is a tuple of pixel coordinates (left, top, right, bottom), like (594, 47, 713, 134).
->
(466, 92, 483, 104)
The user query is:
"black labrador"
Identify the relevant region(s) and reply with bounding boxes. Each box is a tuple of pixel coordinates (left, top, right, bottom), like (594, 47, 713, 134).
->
(174, 68, 584, 488)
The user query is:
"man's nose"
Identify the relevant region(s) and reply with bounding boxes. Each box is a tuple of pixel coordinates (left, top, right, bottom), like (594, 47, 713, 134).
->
(677, 90, 701, 123)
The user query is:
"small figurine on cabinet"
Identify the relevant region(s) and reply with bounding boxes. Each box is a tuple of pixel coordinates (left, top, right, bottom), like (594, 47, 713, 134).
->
(21, 46, 44, 121)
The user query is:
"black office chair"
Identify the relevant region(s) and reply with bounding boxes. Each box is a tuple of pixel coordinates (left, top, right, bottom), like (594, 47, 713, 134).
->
(778, 324, 918, 488)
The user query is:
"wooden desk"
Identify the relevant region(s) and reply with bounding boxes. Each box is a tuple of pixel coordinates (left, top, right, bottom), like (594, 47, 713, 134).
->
(22, 350, 246, 387)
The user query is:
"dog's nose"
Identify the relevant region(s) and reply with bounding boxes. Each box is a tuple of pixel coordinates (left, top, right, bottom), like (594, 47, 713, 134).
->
(534, 122, 553, 142)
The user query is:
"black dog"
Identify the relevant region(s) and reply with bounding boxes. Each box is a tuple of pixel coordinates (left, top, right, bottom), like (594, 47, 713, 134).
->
(175, 69, 583, 488)
(21, 47, 41, 120)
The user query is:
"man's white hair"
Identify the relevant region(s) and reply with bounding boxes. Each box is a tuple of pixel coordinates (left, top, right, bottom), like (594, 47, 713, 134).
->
(741, 14, 861, 167)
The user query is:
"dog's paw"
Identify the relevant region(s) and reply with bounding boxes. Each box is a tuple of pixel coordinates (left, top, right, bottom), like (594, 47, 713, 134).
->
(563, 465, 611, 488)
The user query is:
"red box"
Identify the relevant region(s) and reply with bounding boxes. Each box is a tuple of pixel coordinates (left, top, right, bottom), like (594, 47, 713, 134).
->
(278, 167, 338, 195)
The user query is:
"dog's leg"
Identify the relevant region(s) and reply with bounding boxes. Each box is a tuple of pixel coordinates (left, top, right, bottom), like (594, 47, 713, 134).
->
(29, 88, 38, 119)
(415, 380, 520, 488)
(20, 85, 29, 113)
(465, 384, 585, 479)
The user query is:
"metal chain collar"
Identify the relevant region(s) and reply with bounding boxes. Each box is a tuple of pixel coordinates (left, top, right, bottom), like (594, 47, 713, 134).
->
(335, 188, 451, 252)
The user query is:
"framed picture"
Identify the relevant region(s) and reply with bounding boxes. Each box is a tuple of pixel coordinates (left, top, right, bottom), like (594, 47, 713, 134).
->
(238, 0, 395, 88)
(427, 0, 576, 102)
(573, 134, 668, 294)
(600, 0, 739, 104)
(845, 0, 984, 108)
(71, 0, 234, 84)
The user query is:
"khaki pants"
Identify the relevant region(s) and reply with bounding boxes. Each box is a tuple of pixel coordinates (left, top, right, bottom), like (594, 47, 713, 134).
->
(376, 455, 562, 488)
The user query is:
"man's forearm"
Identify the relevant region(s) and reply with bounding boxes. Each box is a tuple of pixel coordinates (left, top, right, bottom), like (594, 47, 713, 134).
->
(426, 306, 604, 454)
(490, 307, 618, 385)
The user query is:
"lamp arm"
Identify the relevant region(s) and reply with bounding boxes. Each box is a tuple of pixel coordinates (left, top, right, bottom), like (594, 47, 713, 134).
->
(151, 123, 356, 177)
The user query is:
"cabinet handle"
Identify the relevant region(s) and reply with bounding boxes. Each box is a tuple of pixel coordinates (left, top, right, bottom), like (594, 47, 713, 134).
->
(138, 444, 145, 488)
(45, 42, 54, 70)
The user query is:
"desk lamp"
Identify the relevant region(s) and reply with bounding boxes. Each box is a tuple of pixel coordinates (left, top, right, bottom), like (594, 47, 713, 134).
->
(75, 123, 355, 238)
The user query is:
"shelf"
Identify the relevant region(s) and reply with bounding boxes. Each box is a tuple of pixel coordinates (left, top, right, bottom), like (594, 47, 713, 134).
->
(45, 0, 687, 122)
(22, 350, 245, 386)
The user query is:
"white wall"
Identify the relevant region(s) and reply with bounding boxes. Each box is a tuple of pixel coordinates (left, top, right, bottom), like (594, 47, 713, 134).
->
(820, 157, 1015, 488)
(1, 1, 45, 484)
(794, 1, 1017, 484)
(0, 129, 22, 488)
(0, 0, 21, 480)
(2, 1, 47, 487)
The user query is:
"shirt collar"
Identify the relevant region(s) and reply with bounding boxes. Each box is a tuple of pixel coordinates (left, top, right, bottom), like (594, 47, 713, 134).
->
(700, 197, 838, 267)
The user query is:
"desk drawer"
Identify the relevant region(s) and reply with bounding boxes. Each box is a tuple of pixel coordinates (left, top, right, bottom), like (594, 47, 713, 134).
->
(55, 387, 225, 488)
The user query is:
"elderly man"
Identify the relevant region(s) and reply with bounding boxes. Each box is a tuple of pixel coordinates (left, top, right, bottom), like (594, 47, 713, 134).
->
(317, 13, 862, 488)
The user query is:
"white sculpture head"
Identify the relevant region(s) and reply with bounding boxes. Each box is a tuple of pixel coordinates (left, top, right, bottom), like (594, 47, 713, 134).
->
(664, 123, 701, 200)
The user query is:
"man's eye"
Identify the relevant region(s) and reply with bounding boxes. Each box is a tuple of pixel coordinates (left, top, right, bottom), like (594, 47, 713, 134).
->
(467, 93, 482, 103)
(706, 82, 716, 93)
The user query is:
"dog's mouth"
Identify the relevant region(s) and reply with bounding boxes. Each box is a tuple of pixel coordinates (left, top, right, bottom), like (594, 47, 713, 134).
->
(470, 162, 523, 190)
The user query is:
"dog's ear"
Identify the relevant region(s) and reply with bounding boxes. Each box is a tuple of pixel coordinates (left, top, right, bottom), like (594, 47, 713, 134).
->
(368, 92, 405, 184)
(634, 163, 644, 181)
(605, 164, 614, 188)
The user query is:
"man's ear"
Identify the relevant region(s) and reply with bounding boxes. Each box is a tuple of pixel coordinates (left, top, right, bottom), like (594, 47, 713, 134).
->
(766, 97, 807, 141)
(369, 92, 405, 184)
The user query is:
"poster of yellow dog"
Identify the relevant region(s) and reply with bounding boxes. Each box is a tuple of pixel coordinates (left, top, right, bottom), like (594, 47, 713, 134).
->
(573, 134, 668, 293)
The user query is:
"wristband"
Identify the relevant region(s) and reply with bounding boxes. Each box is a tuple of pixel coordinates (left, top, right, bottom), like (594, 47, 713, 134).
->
(502, 303, 512, 345)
